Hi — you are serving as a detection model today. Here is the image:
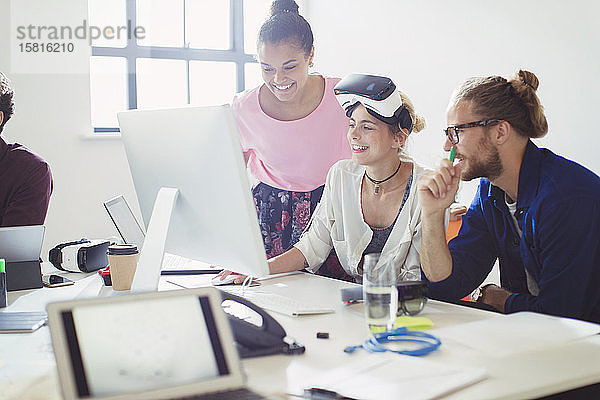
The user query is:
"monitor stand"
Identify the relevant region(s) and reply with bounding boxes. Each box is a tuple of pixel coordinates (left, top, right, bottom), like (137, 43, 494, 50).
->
(130, 187, 179, 292)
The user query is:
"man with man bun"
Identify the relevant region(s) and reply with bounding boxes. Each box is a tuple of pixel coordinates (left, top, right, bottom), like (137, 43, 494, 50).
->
(0, 71, 53, 227)
(418, 70, 600, 323)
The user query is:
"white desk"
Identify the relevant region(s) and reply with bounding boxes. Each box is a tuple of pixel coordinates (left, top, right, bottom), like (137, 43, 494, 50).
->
(1, 264, 600, 400)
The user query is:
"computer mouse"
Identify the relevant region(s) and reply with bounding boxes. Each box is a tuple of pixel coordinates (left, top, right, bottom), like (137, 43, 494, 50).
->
(211, 274, 239, 286)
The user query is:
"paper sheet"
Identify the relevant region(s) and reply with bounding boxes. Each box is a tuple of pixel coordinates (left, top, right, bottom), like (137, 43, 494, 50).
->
(430, 311, 600, 357)
(287, 353, 486, 400)
(161, 253, 214, 270)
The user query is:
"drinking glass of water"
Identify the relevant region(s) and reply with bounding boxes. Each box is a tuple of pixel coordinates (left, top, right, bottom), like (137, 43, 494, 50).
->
(362, 253, 398, 334)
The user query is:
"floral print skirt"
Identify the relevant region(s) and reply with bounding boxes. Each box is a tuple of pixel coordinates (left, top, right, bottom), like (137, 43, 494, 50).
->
(252, 182, 324, 259)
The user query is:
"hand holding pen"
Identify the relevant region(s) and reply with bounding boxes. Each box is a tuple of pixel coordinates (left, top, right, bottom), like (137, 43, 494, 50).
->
(416, 147, 463, 215)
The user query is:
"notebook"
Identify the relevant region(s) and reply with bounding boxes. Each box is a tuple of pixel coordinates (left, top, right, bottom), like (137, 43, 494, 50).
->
(0, 311, 47, 333)
(46, 287, 267, 400)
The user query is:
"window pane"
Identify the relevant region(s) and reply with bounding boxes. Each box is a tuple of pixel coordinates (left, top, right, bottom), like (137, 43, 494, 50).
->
(137, 0, 184, 47)
(89, 0, 127, 47)
(186, 0, 229, 49)
(244, 62, 262, 91)
(243, 0, 272, 54)
(189, 61, 236, 106)
(136, 58, 187, 109)
(90, 56, 128, 128)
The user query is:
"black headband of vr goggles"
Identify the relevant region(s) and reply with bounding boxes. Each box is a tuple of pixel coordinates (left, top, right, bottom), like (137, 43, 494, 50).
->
(345, 102, 414, 133)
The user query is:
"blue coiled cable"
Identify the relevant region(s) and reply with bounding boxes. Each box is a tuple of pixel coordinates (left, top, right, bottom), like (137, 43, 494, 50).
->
(344, 327, 441, 357)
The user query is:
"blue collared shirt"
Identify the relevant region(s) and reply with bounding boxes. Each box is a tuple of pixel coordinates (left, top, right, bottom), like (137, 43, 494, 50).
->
(429, 140, 600, 323)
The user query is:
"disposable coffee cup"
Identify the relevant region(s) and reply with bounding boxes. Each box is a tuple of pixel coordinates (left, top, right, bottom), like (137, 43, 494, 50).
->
(107, 244, 139, 291)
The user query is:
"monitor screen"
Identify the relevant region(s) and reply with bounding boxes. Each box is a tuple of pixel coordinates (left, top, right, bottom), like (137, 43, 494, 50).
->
(103, 195, 145, 248)
(118, 105, 269, 283)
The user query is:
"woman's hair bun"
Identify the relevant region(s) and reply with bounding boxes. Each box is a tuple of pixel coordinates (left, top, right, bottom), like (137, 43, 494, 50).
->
(270, 0, 300, 16)
(517, 70, 539, 91)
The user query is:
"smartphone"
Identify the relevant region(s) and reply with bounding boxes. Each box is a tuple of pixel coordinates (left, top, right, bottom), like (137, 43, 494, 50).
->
(42, 274, 74, 288)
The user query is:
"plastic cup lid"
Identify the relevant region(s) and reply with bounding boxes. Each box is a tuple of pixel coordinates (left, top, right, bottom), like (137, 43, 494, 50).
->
(107, 244, 138, 255)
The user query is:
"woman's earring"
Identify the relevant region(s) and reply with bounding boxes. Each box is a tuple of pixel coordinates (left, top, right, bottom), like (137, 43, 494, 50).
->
(309, 61, 314, 68)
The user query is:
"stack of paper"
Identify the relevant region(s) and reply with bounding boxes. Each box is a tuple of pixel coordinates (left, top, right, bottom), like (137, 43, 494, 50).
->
(430, 311, 600, 357)
(287, 353, 486, 400)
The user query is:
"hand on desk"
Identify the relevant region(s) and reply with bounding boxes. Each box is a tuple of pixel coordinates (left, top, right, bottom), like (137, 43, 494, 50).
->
(213, 249, 305, 285)
(213, 270, 251, 285)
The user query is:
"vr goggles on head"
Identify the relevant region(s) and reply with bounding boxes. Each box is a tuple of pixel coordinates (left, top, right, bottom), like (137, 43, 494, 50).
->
(334, 74, 413, 132)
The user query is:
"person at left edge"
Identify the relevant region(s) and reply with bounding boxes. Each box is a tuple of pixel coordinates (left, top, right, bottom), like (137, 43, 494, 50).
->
(0, 71, 53, 227)
(231, 0, 351, 260)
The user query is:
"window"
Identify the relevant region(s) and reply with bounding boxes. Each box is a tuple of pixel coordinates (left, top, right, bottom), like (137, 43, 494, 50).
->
(89, 0, 272, 133)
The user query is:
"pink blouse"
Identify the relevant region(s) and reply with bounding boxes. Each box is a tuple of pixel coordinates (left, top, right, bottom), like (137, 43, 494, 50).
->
(232, 75, 351, 192)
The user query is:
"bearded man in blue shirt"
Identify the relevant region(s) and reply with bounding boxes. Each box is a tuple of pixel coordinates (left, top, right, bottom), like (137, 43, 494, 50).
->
(418, 70, 600, 323)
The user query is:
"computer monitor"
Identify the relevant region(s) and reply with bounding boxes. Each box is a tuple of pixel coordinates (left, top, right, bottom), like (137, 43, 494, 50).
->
(117, 105, 269, 291)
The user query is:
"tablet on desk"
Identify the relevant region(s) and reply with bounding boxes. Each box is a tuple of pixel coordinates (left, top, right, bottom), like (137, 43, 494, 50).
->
(46, 287, 267, 400)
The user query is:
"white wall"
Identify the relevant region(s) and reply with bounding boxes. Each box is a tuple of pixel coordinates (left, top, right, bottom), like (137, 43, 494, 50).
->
(306, 0, 600, 202)
(1, 0, 599, 259)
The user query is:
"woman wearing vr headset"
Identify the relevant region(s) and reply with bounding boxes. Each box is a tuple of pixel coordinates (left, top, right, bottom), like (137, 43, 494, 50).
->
(231, 0, 350, 259)
(223, 74, 427, 283)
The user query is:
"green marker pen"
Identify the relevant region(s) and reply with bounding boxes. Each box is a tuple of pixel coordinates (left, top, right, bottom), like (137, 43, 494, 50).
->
(0, 259, 7, 308)
(449, 147, 456, 163)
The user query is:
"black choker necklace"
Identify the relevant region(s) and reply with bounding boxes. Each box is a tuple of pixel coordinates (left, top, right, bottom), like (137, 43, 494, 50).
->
(365, 162, 402, 194)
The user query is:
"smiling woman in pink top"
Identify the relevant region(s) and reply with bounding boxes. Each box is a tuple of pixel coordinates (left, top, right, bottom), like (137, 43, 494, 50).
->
(232, 0, 350, 258)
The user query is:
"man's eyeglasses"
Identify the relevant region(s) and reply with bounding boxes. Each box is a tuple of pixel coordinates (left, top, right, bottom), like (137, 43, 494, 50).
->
(444, 119, 502, 145)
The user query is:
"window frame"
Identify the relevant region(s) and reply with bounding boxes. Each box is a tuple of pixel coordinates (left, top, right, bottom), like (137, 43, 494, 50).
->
(91, 0, 255, 133)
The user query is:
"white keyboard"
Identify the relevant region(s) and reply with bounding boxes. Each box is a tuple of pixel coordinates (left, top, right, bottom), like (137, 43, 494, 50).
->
(220, 287, 334, 317)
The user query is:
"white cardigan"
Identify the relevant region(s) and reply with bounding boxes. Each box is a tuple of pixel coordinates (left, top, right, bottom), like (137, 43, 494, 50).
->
(294, 159, 427, 282)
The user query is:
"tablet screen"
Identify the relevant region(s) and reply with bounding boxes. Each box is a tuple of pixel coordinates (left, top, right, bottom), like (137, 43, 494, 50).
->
(61, 295, 228, 397)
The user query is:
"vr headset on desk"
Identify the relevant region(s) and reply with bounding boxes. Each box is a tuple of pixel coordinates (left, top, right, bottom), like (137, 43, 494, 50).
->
(49, 238, 111, 273)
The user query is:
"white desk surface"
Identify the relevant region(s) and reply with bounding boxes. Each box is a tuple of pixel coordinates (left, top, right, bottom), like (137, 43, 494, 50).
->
(1, 264, 599, 400)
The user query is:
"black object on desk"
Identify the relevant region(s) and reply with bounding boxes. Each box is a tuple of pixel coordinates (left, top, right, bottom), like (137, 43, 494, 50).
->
(5, 259, 43, 292)
(341, 287, 363, 303)
(161, 269, 222, 275)
(304, 388, 354, 399)
(220, 290, 305, 358)
(0, 259, 6, 307)
(98, 266, 112, 286)
(451, 299, 501, 313)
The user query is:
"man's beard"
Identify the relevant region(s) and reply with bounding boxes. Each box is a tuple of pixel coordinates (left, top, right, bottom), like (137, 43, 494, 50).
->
(461, 134, 503, 181)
